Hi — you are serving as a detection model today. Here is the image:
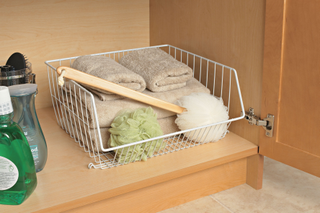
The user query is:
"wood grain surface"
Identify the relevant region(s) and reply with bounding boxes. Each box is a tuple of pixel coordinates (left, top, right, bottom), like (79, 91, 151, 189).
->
(0, 0, 149, 109)
(260, 0, 320, 177)
(150, 0, 266, 145)
(0, 107, 257, 213)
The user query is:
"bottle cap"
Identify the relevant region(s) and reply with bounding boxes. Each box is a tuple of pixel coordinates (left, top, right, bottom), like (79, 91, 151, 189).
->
(8, 84, 37, 96)
(0, 86, 13, 115)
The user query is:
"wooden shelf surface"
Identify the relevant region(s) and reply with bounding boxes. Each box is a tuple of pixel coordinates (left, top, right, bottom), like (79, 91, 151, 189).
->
(0, 107, 257, 213)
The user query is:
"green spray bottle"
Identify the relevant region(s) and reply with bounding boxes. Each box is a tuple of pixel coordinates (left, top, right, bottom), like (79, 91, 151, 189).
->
(0, 86, 37, 205)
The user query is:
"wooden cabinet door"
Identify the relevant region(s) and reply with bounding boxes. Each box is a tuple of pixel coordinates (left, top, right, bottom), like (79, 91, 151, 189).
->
(260, 0, 320, 177)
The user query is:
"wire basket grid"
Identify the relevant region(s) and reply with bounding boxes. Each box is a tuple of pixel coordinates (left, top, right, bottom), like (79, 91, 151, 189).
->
(45, 44, 245, 169)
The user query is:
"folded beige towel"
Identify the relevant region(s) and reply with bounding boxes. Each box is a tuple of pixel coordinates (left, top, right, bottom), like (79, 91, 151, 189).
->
(63, 77, 210, 129)
(72, 55, 146, 100)
(69, 115, 179, 153)
(119, 48, 193, 92)
(86, 87, 124, 101)
(62, 80, 125, 102)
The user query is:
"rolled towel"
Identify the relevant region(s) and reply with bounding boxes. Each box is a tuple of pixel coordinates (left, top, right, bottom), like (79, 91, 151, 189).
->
(119, 48, 193, 92)
(62, 77, 210, 129)
(71, 55, 146, 99)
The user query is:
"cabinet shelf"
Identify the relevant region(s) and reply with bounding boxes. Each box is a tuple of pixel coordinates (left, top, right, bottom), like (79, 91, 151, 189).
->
(1, 107, 257, 213)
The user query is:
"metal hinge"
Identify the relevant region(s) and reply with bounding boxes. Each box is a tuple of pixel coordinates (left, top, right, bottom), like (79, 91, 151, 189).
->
(245, 107, 274, 137)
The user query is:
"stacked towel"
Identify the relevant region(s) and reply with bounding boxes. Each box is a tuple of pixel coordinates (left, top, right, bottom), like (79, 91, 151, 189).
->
(68, 112, 179, 153)
(71, 55, 146, 100)
(58, 49, 222, 159)
(61, 77, 210, 152)
(119, 48, 193, 92)
(63, 77, 210, 129)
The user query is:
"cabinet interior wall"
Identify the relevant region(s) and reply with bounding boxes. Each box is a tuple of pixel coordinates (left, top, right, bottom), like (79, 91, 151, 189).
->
(150, 0, 266, 144)
(1, 0, 266, 145)
(0, 0, 150, 109)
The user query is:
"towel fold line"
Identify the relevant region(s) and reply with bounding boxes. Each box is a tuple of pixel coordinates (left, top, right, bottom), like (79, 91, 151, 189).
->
(71, 55, 146, 100)
(67, 114, 179, 153)
(61, 77, 211, 129)
(119, 48, 193, 92)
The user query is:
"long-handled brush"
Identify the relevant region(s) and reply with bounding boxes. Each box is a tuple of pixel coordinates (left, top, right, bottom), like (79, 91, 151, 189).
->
(56, 66, 229, 143)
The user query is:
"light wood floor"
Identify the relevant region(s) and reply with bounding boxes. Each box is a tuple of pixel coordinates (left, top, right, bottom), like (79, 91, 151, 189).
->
(159, 157, 320, 213)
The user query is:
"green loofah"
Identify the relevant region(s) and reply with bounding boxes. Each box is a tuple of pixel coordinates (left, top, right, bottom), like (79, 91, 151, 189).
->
(108, 107, 165, 164)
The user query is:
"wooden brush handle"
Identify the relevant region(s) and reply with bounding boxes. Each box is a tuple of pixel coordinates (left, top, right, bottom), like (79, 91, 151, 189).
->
(56, 66, 186, 114)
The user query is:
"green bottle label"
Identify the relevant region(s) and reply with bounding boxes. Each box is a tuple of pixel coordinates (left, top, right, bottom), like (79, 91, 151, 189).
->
(0, 156, 19, 190)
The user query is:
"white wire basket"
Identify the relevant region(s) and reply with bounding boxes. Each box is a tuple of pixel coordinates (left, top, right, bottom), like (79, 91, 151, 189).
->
(45, 44, 245, 169)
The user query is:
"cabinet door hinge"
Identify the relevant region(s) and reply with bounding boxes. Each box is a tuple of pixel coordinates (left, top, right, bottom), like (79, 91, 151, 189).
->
(244, 107, 274, 137)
